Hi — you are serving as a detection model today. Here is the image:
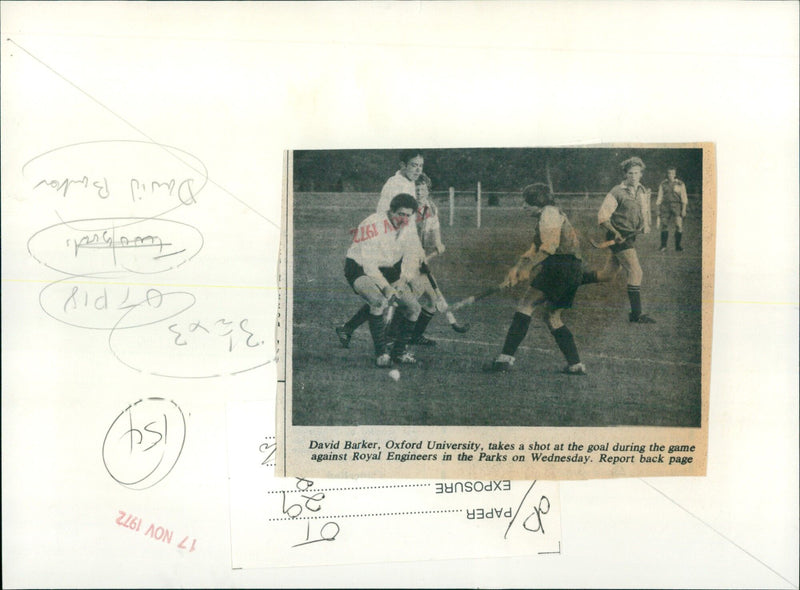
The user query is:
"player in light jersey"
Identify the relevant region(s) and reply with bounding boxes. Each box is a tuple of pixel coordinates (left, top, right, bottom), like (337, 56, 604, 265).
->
(582, 156, 656, 324)
(375, 149, 425, 214)
(656, 166, 688, 252)
(486, 183, 588, 375)
(342, 193, 424, 366)
(337, 150, 428, 347)
(393, 172, 446, 346)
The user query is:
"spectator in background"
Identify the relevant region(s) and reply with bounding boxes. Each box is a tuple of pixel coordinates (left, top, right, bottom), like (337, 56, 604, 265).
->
(656, 166, 688, 252)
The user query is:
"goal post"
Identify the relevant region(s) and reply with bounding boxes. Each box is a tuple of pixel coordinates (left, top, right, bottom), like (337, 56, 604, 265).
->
(449, 187, 454, 227)
(476, 181, 482, 229)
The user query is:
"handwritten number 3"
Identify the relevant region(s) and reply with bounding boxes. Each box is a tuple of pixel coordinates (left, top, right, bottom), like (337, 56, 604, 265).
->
(522, 495, 550, 534)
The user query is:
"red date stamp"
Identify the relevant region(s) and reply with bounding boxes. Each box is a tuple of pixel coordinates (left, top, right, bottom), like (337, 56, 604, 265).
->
(115, 510, 197, 552)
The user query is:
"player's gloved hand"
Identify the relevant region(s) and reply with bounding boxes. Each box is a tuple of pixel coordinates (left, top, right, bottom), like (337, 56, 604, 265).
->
(613, 230, 624, 243)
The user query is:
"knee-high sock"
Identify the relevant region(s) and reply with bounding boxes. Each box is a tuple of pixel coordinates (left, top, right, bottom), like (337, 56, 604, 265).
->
(660, 231, 669, 249)
(367, 313, 387, 356)
(344, 304, 371, 333)
(501, 312, 532, 356)
(392, 315, 415, 356)
(675, 231, 683, 250)
(412, 309, 434, 340)
(627, 285, 642, 318)
(550, 325, 580, 365)
(385, 312, 401, 339)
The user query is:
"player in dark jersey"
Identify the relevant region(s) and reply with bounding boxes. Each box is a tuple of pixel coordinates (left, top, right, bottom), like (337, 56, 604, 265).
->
(486, 183, 588, 375)
(656, 166, 688, 252)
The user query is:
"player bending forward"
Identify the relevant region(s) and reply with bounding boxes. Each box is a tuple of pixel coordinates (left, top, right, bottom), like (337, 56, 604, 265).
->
(337, 150, 428, 347)
(338, 156, 445, 347)
(487, 183, 588, 375)
(342, 193, 424, 366)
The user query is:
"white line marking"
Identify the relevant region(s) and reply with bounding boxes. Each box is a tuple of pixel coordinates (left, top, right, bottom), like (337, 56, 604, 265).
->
(294, 323, 700, 368)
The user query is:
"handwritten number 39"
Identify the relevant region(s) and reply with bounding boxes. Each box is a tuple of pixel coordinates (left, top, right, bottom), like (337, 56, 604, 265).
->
(281, 491, 325, 518)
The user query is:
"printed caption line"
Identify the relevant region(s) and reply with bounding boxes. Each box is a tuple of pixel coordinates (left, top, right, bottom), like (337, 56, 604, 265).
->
(7, 38, 280, 230)
(640, 479, 798, 589)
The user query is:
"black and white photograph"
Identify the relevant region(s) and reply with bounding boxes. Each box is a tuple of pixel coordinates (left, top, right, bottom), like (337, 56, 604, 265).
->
(279, 145, 713, 480)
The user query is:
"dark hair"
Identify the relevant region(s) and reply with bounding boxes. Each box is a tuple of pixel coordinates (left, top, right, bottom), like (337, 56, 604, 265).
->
(389, 193, 418, 212)
(399, 149, 424, 165)
(415, 172, 432, 188)
(522, 183, 554, 208)
(666, 165, 677, 171)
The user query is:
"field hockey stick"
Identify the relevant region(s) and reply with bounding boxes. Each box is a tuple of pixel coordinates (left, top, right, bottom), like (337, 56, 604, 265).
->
(448, 254, 549, 312)
(448, 283, 506, 312)
(383, 294, 398, 326)
(424, 271, 470, 333)
(589, 230, 642, 249)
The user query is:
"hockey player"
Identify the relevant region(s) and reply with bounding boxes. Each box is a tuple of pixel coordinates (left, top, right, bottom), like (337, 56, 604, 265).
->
(487, 183, 588, 375)
(337, 151, 434, 347)
(583, 156, 656, 324)
(342, 193, 423, 366)
(656, 166, 688, 252)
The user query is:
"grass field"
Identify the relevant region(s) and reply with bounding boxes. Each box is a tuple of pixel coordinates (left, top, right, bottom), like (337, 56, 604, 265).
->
(291, 192, 703, 428)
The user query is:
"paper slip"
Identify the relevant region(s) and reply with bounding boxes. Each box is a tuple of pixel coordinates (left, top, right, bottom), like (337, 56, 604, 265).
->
(228, 401, 561, 568)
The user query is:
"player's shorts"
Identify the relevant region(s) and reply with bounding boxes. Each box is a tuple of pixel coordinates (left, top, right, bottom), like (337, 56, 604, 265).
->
(660, 202, 683, 223)
(607, 230, 637, 253)
(344, 258, 402, 290)
(530, 254, 583, 309)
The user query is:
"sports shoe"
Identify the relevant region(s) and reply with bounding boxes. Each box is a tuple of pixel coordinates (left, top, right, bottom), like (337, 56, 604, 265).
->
(561, 363, 587, 376)
(659, 246, 667, 252)
(629, 313, 656, 324)
(375, 353, 392, 367)
(335, 326, 352, 348)
(392, 350, 417, 365)
(410, 335, 437, 346)
(675, 246, 683, 252)
(483, 354, 514, 372)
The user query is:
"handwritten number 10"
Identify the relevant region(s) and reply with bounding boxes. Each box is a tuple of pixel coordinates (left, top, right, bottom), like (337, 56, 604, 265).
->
(291, 521, 340, 548)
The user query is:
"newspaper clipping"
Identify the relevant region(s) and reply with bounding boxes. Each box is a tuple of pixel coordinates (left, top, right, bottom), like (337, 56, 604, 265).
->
(277, 144, 714, 479)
